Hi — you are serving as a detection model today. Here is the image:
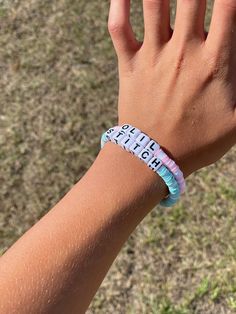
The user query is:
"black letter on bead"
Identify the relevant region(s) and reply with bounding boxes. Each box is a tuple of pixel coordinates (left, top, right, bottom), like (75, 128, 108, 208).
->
(122, 125, 130, 130)
(107, 128, 114, 134)
(149, 141, 156, 151)
(133, 143, 141, 150)
(141, 151, 150, 159)
(140, 135, 145, 142)
(151, 158, 161, 168)
(130, 128, 136, 134)
(116, 131, 125, 138)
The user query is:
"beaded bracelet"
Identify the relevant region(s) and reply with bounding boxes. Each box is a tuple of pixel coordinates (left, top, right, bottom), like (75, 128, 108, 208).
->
(101, 125, 186, 193)
(100, 124, 185, 207)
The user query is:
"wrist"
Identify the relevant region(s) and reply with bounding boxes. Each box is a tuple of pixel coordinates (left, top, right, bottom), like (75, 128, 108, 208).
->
(90, 141, 168, 220)
(118, 118, 191, 178)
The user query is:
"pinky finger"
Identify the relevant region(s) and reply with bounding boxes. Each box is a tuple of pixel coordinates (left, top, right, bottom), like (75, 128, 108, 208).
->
(108, 0, 140, 63)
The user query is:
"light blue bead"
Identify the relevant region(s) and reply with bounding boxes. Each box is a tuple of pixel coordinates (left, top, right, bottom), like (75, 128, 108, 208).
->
(101, 133, 107, 148)
(158, 165, 181, 207)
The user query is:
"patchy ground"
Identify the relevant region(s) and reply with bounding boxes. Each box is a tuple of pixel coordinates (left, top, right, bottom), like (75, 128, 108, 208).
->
(0, 1, 236, 313)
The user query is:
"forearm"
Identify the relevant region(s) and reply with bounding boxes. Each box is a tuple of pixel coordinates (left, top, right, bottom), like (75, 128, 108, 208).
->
(0, 142, 167, 314)
(2, 0, 236, 313)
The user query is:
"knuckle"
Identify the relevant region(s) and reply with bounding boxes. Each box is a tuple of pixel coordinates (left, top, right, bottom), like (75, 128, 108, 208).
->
(205, 51, 228, 81)
(173, 48, 187, 72)
(108, 21, 126, 36)
(169, 39, 192, 71)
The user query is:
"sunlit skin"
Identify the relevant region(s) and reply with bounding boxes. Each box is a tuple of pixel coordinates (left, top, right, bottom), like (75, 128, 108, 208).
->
(0, 1, 236, 313)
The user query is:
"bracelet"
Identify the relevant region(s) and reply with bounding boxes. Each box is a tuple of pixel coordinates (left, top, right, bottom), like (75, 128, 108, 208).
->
(100, 124, 185, 207)
(101, 125, 186, 193)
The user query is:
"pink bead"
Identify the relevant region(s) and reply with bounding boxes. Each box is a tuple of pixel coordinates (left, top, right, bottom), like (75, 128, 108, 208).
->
(162, 156, 169, 163)
(172, 166, 179, 172)
(154, 149, 162, 157)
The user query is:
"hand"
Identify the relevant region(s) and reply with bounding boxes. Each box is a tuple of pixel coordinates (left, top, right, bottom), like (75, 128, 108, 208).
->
(108, 0, 236, 177)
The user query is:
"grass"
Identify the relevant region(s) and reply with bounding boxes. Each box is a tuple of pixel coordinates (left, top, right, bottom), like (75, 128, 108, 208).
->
(0, 1, 236, 313)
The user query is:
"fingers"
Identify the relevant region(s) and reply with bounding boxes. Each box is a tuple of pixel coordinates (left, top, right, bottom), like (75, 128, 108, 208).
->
(143, 0, 171, 48)
(173, 0, 206, 41)
(207, 0, 236, 49)
(108, 0, 140, 62)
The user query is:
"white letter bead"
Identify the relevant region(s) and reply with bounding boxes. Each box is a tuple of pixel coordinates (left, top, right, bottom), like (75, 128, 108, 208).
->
(106, 127, 117, 135)
(127, 127, 141, 139)
(145, 140, 160, 153)
(110, 131, 119, 142)
(105, 127, 117, 140)
(129, 142, 144, 155)
(148, 157, 163, 171)
(138, 149, 153, 163)
(120, 124, 133, 132)
(136, 133, 150, 147)
(120, 136, 135, 151)
(112, 130, 126, 144)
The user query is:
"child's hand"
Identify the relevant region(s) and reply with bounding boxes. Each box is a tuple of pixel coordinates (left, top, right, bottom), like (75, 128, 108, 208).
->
(108, 0, 236, 177)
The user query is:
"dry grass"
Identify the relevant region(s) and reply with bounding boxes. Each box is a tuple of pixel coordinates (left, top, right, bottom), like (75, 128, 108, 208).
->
(0, 1, 236, 313)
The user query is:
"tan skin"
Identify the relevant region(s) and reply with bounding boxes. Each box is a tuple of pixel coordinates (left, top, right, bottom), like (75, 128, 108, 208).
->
(0, 0, 236, 313)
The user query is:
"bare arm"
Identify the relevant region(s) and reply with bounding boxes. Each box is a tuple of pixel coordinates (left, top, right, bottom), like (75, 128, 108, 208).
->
(1, 0, 236, 313)
(0, 142, 168, 313)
